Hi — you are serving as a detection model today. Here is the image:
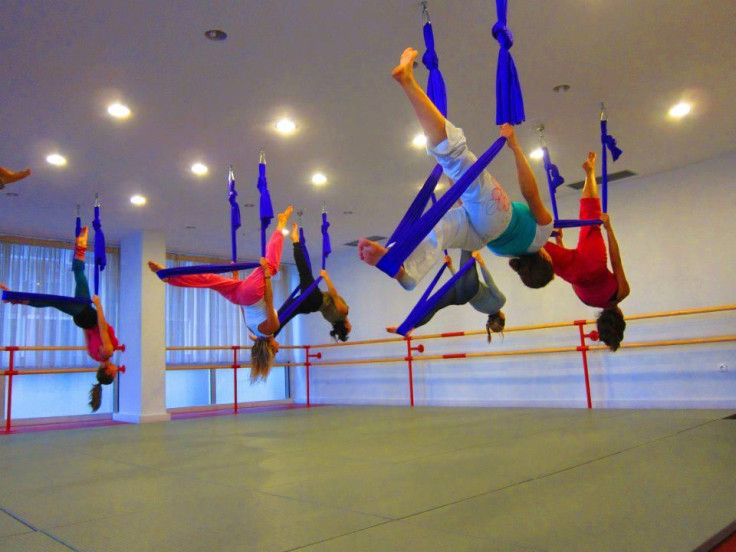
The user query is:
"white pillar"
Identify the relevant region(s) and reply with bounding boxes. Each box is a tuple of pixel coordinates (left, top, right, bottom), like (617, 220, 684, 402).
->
(114, 230, 170, 423)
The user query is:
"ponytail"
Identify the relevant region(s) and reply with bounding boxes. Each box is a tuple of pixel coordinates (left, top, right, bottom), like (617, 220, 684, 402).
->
(89, 383, 103, 412)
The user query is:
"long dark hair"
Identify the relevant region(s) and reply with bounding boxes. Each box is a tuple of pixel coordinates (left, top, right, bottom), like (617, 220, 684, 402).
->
(89, 366, 115, 412)
(250, 338, 275, 383)
(485, 312, 506, 343)
(509, 252, 554, 289)
(597, 308, 626, 351)
(330, 320, 350, 342)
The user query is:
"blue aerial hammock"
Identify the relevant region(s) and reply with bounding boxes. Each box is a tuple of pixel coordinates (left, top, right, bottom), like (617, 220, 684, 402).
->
(277, 206, 332, 326)
(542, 105, 622, 229)
(155, 153, 271, 280)
(381, 1, 524, 335)
(1, 202, 106, 305)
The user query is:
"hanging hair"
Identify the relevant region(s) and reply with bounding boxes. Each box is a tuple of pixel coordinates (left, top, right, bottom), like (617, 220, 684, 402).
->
(597, 308, 626, 351)
(330, 320, 350, 342)
(250, 338, 275, 383)
(485, 312, 506, 344)
(509, 252, 554, 289)
(89, 365, 115, 412)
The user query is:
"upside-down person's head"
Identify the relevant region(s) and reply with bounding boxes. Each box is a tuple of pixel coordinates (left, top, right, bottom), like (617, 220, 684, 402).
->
(250, 336, 279, 382)
(73, 305, 98, 330)
(89, 362, 119, 412)
(330, 319, 351, 342)
(486, 311, 506, 343)
(597, 307, 626, 351)
(509, 251, 554, 289)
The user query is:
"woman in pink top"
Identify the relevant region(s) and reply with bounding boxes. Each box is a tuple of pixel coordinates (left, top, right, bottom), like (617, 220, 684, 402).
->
(542, 153, 630, 350)
(148, 206, 292, 382)
(1, 227, 122, 411)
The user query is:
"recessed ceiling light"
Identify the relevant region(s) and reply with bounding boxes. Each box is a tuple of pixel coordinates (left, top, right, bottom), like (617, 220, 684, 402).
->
(529, 148, 544, 160)
(311, 172, 327, 186)
(204, 29, 227, 41)
(669, 102, 691, 118)
(411, 133, 427, 149)
(46, 153, 67, 166)
(281, 228, 290, 236)
(191, 162, 208, 176)
(107, 102, 131, 119)
(275, 118, 297, 135)
(130, 195, 147, 206)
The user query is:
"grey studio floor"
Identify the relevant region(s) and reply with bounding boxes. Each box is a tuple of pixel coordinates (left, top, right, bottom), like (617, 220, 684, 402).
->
(1, 406, 735, 552)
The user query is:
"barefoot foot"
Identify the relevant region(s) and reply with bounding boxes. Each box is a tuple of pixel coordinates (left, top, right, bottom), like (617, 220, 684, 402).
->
(391, 47, 419, 85)
(290, 222, 299, 243)
(276, 206, 293, 231)
(583, 151, 596, 174)
(74, 227, 88, 260)
(0, 166, 31, 186)
(147, 260, 164, 273)
(385, 325, 399, 334)
(357, 238, 388, 266)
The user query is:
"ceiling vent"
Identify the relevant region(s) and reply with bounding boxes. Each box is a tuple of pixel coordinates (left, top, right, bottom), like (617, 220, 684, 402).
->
(567, 170, 637, 190)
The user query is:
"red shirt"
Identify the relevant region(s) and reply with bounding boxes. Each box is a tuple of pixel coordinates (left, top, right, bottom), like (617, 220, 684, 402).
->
(543, 198, 618, 309)
(84, 324, 119, 362)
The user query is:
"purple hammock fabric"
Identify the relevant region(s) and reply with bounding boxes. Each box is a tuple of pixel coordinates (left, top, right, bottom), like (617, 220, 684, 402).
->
(544, 146, 601, 230)
(600, 119, 622, 213)
(493, 0, 525, 125)
(93, 205, 106, 296)
(228, 168, 241, 263)
(258, 162, 274, 257)
(277, 211, 332, 327)
(396, 257, 477, 336)
(1, 290, 91, 305)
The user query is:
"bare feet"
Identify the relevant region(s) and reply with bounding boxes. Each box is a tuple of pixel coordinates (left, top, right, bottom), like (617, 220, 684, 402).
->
(357, 238, 387, 266)
(0, 166, 31, 187)
(276, 206, 293, 232)
(290, 222, 299, 243)
(583, 151, 596, 174)
(147, 260, 164, 273)
(391, 47, 419, 86)
(386, 325, 399, 334)
(75, 226, 88, 260)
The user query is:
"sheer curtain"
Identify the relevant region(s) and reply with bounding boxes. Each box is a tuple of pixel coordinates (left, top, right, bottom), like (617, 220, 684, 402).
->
(0, 239, 120, 417)
(164, 257, 296, 408)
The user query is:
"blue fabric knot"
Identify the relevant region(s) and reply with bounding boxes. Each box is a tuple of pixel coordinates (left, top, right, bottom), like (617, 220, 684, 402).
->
(603, 134, 623, 162)
(492, 22, 514, 50)
(422, 49, 439, 70)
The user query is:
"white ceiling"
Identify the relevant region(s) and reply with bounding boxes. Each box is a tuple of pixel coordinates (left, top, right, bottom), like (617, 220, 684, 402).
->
(2, 1, 735, 262)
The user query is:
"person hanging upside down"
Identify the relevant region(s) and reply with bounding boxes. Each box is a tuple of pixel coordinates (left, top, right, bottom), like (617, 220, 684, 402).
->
(275, 223, 351, 341)
(0, 165, 31, 190)
(543, 152, 630, 350)
(358, 47, 555, 290)
(386, 250, 506, 341)
(1, 227, 121, 411)
(148, 206, 293, 382)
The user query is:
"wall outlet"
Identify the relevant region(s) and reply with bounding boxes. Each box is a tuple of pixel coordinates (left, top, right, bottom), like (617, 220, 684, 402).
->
(718, 363, 728, 372)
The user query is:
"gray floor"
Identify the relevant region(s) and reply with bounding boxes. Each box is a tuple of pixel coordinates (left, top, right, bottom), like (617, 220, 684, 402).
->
(0, 406, 734, 552)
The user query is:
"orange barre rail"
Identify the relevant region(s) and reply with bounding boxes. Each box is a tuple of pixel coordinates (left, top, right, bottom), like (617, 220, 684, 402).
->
(165, 362, 300, 372)
(2, 368, 99, 376)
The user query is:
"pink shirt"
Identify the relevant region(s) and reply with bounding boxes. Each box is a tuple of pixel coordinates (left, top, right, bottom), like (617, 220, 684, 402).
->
(85, 324, 119, 362)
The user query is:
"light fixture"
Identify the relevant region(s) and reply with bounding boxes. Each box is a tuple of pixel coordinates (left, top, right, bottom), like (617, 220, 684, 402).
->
(311, 172, 327, 186)
(191, 162, 208, 176)
(281, 228, 290, 236)
(411, 133, 427, 149)
(529, 148, 544, 160)
(130, 195, 147, 206)
(669, 102, 691, 119)
(46, 153, 67, 166)
(107, 102, 131, 119)
(275, 118, 297, 135)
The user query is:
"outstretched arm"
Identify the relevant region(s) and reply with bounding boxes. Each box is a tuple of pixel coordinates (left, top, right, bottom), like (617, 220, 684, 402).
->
(92, 295, 114, 360)
(259, 258, 281, 335)
(500, 125, 553, 226)
(600, 214, 630, 302)
(320, 270, 349, 316)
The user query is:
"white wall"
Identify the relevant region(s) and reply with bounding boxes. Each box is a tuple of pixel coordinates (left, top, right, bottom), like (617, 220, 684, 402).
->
(291, 152, 736, 409)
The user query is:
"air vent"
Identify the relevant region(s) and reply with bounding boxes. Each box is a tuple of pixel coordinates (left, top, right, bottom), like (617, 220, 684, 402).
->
(344, 235, 386, 247)
(567, 170, 637, 190)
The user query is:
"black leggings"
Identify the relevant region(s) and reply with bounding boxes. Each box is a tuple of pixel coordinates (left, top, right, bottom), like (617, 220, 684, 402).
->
(275, 242, 324, 335)
(414, 250, 480, 329)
